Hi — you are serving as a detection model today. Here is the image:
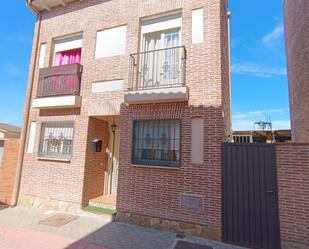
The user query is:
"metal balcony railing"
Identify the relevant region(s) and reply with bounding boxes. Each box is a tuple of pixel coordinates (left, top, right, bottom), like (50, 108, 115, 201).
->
(37, 63, 82, 98)
(128, 46, 186, 91)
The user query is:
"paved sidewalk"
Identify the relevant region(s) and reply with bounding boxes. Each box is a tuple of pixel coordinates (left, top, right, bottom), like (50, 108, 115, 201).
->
(0, 206, 246, 249)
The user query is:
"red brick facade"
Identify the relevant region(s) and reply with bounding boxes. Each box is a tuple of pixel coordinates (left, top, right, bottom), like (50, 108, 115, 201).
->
(284, 0, 309, 143)
(276, 143, 309, 248)
(0, 136, 20, 204)
(118, 103, 223, 231)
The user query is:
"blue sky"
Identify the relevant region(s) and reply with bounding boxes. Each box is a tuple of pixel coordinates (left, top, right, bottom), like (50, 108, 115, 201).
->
(0, 1, 290, 131)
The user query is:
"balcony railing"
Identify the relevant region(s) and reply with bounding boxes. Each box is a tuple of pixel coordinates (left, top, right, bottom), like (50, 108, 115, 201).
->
(37, 63, 82, 98)
(128, 46, 186, 91)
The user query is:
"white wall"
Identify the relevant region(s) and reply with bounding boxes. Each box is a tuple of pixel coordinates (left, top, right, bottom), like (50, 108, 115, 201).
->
(95, 26, 127, 59)
(27, 122, 37, 154)
(92, 80, 124, 93)
(38, 43, 46, 69)
(192, 8, 204, 44)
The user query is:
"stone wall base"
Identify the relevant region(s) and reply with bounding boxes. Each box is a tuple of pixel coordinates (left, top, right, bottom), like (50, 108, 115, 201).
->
(18, 194, 81, 213)
(115, 211, 221, 241)
(282, 242, 309, 249)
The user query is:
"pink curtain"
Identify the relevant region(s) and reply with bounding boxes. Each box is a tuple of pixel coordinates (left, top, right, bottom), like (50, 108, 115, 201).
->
(47, 48, 82, 96)
(54, 48, 81, 66)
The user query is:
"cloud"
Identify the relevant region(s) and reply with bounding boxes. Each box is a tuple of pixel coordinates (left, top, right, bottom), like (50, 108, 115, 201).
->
(233, 108, 289, 119)
(232, 108, 290, 131)
(233, 120, 290, 131)
(231, 63, 287, 78)
(11, 33, 33, 44)
(262, 23, 284, 45)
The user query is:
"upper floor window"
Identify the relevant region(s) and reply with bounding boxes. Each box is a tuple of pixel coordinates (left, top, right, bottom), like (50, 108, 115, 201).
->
(53, 34, 83, 66)
(132, 119, 181, 167)
(38, 121, 74, 160)
(140, 12, 182, 52)
(135, 13, 183, 89)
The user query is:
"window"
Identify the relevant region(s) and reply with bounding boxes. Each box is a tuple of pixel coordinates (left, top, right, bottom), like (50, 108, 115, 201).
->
(38, 121, 74, 160)
(53, 34, 83, 66)
(138, 13, 183, 88)
(132, 119, 181, 167)
(0, 140, 4, 168)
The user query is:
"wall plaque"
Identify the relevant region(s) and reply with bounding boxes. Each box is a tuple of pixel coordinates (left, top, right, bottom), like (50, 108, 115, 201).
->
(181, 194, 203, 214)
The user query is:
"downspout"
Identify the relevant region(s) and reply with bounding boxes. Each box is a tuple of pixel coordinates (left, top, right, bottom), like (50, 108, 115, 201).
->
(227, 11, 232, 139)
(11, 9, 42, 206)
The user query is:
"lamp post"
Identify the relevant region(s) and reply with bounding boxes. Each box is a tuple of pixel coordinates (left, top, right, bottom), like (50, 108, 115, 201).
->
(109, 122, 117, 195)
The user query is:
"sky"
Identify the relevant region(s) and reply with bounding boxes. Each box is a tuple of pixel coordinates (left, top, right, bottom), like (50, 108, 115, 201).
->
(0, 1, 290, 131)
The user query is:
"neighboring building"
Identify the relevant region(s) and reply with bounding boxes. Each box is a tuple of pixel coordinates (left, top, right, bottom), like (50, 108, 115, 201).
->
(0, 124, 21, 204)
(233, 129, 291, 143)
(284, 0, 309, 143)
(18, 0, 231, 238)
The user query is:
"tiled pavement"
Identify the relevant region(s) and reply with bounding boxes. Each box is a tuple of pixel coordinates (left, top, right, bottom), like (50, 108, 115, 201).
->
(0, 206, 246, 249)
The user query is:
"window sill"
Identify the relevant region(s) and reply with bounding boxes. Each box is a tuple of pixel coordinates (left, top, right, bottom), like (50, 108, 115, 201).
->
(132, 164, 180, 170)
(37, 157, 71, 163)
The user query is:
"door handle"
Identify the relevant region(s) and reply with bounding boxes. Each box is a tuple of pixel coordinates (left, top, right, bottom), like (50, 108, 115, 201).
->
(266, 190, 275, 194)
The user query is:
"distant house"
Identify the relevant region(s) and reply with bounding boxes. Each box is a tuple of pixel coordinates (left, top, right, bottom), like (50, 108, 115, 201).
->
(233, 130, 292, 143)
(0, 124, 21, 205)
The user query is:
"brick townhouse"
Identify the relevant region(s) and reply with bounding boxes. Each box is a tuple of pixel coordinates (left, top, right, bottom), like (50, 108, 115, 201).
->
(0, 124, 20, 205)
(16, 0, 231, 239)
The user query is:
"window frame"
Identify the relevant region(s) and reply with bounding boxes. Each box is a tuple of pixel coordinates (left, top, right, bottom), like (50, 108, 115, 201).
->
(38, 121, 75, 161)
(131, 119, 182, 168)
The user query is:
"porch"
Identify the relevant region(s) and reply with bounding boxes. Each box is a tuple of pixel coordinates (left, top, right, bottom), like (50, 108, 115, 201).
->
(83, 116, 120, 210)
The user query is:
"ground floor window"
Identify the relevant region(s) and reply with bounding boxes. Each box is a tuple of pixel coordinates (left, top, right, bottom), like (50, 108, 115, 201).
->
(38, 121, 74, 160)
(0, 140, 4, 168)
(132, 119, 181, 167)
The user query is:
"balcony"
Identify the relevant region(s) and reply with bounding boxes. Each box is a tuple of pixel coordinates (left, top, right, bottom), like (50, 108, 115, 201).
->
(125, 46, 188, 104)
(32, 63, 82, 109)
(27, 0, 82, 12)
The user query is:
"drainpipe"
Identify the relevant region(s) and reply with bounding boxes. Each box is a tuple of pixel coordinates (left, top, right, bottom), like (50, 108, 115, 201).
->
(11, 10, 42, 206)
(227, 11, 232, 139)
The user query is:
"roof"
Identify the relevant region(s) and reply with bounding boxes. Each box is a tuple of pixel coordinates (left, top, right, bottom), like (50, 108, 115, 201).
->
(0, 123, 21, 135)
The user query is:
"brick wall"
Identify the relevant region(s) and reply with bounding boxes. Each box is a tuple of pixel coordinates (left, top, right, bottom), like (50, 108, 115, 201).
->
(118, 103, 223, 236)
(0, 136, 20, 204)
(276, 143, 309, 248)
(284, 0, 309, 143)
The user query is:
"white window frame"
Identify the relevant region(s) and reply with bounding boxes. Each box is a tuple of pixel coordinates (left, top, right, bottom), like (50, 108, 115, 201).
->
(38, 121, 75, 161)
(52, 33, 83, 66)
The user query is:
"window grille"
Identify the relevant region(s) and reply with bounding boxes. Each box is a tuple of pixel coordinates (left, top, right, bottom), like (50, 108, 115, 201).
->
(132, 119, 181, 167)
(232, 135, 253, 143)
(38, 121, 74, 160)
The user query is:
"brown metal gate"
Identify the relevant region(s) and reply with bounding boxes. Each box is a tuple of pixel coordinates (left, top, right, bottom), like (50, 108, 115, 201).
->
(221, 143, 281, 249)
